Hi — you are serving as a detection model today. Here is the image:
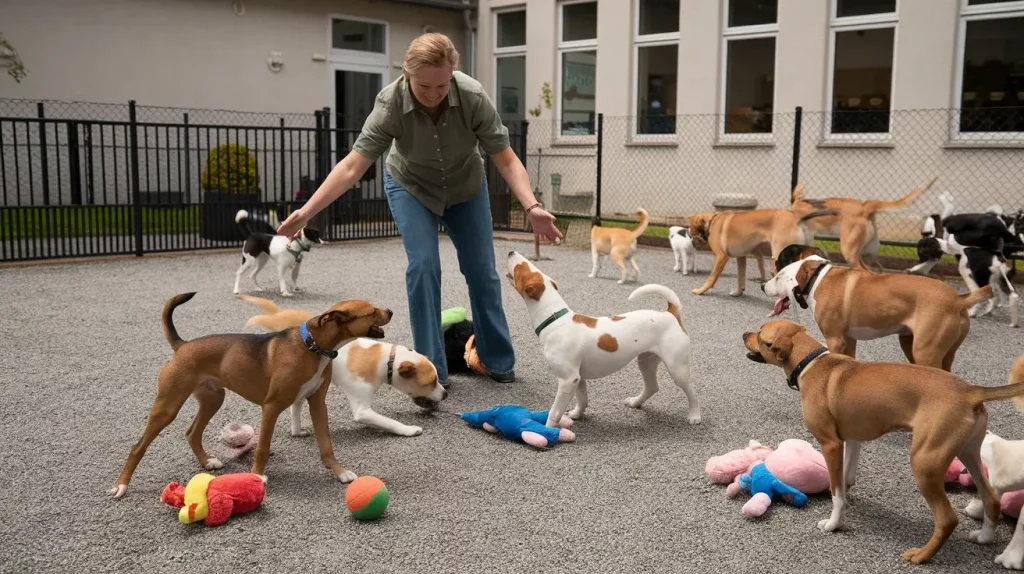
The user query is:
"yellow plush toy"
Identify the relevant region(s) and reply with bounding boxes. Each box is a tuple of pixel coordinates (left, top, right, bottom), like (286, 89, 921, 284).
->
(179, 473, 217, 524)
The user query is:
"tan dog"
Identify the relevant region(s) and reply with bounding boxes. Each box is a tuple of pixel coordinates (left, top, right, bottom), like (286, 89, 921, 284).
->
(789, 176, 937, 271)
(742, 319, 1024, 564)
(688, 208, 833, 296)
(589, 208, 648, 283)
(238, 295, 447, 437)
(110, 292, 393, 498)
(762, 255, 992, 371)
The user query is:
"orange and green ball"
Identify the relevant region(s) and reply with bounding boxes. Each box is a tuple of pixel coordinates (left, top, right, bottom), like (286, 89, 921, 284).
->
(345, 476, 389, 520)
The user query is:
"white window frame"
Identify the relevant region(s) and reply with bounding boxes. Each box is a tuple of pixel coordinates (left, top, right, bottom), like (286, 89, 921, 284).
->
(327, 13, 390, 69)
(718, 0, 779, 143)
(631, 0, 681, 141)
(493, 6, 527, 122)
(824, 0, 899, 142)
(951, 0, 1024, 143)
(556, 0, 599, 143)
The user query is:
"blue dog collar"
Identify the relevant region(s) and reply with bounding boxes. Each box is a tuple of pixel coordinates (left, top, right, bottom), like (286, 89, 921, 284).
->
(299, 321, 338, 359)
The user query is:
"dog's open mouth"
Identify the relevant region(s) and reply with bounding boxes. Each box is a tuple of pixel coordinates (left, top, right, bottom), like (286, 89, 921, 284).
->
(770, 297, 790, 317)
(367, 325, 385, 339)
(413, 397, 438, 410)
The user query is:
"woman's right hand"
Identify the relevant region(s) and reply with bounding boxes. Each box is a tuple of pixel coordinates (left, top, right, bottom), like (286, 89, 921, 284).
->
(277, 208, 311, 238)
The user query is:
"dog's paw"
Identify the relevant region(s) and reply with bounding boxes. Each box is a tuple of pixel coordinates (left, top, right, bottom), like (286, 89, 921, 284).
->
(290, 427, 310, 438)
(673, 265, 681, 272)
(624, 396, 645, 409)
(995, 548, 1024, 570)
(901, 547, 932, 565)
(259, 475, 268, 484)
(687, 411, 702, 425)
(293, 286, 303, 292)
(398, 426, 423, 437)
(588, 272, 597, 278)
(729, 289, 745, 297)
(817, 518, 843, 532)
(337, 470, 358, 483)
(567, 407, 585, 420)
(109, 484, 128, 499)
(970, 527, 997, 545)
(964, 498, 985, 519)
(281, 292, 294, 298)
(617, 279, 625, 284)
(203, 457, 224, 470)
(691, 288, 706, 296)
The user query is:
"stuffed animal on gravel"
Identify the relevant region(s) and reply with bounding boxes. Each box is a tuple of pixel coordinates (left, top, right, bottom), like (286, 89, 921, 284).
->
(761, 439, 829, 495)
(726, 462, 808, 517)
(461, 405, 575, 448)
(954, 431, 1024, 518)
(161, 472, 265, 526)
(220, 422, 258, 459)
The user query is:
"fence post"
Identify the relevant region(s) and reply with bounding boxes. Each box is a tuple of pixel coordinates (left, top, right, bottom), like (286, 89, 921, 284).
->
(314, 110, 324, 185)
(68, 120, 82, 205)
(183, 113, 190, 202)
(790, 106, 803, 196)
(279, 117, 286, 203)
(129, 100, 144, 257)
(519, 119, 529, 161)
(322, 106, 332, 178)
(594, 113, 603, 226)
(37, 103, 50, 206)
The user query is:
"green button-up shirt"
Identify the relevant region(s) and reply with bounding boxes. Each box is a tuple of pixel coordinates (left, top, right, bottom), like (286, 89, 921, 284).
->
(352, 70, 511, 216)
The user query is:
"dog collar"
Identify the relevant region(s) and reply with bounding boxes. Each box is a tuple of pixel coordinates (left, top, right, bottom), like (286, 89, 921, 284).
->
(385, 345, 398, 385)
(793, 263, 828, 309)
(286, 243, 308, 262)
(535, 308, 569, 336)
(697, 213, 720, 242)
(299, 321, 338, 359)
(788, 347, 828, 390)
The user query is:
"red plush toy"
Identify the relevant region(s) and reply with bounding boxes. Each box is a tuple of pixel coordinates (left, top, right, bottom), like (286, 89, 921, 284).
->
(161, 472, 265, 526)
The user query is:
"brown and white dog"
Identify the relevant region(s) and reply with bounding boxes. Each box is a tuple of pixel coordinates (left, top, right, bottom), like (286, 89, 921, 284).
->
(742, 320, 1024, 564)
(789, 176, 937, 272)
(762, 254, 993, 371)
(688, 208, 833, 296)
(589, 208, 648, 284)
(238, 295, 447, 438)
(110, 292, 393, 498)
(506, 251, 700, 427)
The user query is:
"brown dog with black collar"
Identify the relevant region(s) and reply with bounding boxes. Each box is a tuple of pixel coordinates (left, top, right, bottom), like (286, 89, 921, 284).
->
(688, 208, 834, 297)
(743, 319, 1024, 565)
(762, 254, 993, 371)
(110, 291, 393, 498)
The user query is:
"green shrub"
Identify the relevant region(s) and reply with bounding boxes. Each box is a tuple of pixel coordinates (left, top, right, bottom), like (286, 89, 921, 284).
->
(201, 144, 260, 193)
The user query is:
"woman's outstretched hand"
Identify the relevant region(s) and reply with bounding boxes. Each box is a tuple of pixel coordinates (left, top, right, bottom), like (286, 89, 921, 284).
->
(277, 208, 310, 239)
(527, 207, 563, 245)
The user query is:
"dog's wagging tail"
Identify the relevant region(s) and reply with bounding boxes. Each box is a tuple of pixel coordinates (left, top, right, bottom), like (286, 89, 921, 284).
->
(162, 292, 198, 352)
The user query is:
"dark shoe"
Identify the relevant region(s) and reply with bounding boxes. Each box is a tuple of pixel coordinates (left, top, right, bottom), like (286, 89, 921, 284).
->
(487, 370, 516, 383)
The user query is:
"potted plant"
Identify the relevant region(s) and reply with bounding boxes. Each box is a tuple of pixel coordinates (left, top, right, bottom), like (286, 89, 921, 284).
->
(199, 143, 261, 241)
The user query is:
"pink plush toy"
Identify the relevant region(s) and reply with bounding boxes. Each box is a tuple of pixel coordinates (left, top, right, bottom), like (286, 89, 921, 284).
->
(951, 432, 1024, 518)
(945, 458, 973, 487)
(764, 439, 830, 495)
(705, 440, 774, 485)
(220, 422, 258, 460)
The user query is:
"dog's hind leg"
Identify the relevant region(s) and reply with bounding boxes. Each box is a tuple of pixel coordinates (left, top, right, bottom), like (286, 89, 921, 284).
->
(250, 254, 269, 290)
(731, 257, 747, 297)
(589, 245, 603, 278)
(110, 368, 195, 498)
(626, 352, 661, 409)
(963, 412, 1002, 546)
(186, 379, 226, 470)
(568, 379, 589, 420)
(628, 250, 641, 282)
(611, 247, 630, 284)
(234, 255, 256, 294)
(902, 436, 962, 563)
(290, 260, 303, 292)
(843, 440, 862, 489)
(663, 351, 701, 424)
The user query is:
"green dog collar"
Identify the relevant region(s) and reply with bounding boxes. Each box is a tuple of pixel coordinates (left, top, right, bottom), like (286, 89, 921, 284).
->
(535, 308, 569, 336)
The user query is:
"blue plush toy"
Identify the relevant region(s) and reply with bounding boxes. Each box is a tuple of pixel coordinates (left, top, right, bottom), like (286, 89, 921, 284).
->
(461, 405, 576, 448)
(727, 461, 808, 517)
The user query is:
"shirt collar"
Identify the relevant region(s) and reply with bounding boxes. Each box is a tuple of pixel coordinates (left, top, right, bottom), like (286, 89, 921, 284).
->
(401, 73, 461, 115)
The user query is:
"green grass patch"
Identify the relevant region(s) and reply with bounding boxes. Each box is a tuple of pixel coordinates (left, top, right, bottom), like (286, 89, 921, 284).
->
(601, 219, 671, 239)
(1, 206, 200, 239)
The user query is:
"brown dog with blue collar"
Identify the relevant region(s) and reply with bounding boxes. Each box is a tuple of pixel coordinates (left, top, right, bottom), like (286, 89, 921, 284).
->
(743, 319, 1024, 565)
(110, 292, 393, 498)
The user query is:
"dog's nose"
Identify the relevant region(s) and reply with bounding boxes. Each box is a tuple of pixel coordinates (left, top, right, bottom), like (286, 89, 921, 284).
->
(508, 250, 516, 257)
(387, 309, 394, 320)
(413, 397, 438, 410)
(441, 388, 449, 400)
(760, 283, 766, 293)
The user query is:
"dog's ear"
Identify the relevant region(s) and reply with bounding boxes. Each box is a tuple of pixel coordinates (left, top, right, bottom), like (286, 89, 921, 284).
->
(398, 361, 416, 378)
(795, 261, 824, 291)
(318, 310, 354, 326)
(768, 334, 793, 363)
(550, 280, 558, 291)
(513, 263, 547, 301)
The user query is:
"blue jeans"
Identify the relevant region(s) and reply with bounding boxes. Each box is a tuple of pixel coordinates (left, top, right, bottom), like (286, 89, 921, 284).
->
(383, 170, 515, 383)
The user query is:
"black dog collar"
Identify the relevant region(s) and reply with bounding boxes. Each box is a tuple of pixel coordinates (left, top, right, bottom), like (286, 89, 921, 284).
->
(385, 345, 399, 385)
(299, 321, 338, 359)
(788, 347, 828, 390)
(793, 263, 828, 309)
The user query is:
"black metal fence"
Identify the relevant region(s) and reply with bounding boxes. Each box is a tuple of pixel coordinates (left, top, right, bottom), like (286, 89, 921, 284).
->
(0, 99, 527, 262)
(528, 106, 1024, 266)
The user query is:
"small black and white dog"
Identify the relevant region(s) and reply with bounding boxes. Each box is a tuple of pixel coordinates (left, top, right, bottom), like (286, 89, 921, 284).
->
(233, 209, 324, 297)
(908, 193, 955, 277)
(668, 225, 698, 275)
(958, 245, 1019, 327)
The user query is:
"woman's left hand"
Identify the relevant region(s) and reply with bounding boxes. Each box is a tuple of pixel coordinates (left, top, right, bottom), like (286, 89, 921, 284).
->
(527, 207, 563, 245)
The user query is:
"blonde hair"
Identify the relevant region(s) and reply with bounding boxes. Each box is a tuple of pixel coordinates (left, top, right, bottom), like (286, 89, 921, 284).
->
(402, 33, 460, 77)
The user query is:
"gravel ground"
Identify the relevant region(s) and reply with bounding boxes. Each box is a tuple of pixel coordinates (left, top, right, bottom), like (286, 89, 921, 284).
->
(1, 235, 1022, 574)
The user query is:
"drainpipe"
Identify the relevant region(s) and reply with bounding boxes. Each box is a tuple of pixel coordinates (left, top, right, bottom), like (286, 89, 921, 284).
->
(462, 0, 476, 77)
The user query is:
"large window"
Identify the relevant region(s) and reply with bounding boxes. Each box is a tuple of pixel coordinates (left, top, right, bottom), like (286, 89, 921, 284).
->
(329, 15, 389, 70)
(494, 7, 527, 122)
(721, 0, 777, 137)
(827, 0, 898, 136)
(634, 0, 680, 136)
(558, 0, 598, 136)
(956, 0, 1024, 136)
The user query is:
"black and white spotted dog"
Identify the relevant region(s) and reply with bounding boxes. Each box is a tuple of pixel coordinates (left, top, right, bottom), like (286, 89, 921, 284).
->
(232, 209, 324, 297)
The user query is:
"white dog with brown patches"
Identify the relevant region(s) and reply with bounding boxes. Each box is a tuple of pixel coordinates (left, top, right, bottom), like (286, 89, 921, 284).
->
(505, 251, 700, 428)
(239, 295, 447, 441)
